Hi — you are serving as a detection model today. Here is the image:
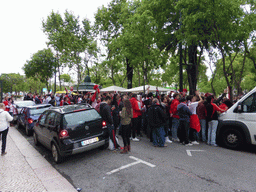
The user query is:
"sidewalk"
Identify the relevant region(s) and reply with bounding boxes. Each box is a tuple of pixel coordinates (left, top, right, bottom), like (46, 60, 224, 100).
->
(0, 127, 77, 192)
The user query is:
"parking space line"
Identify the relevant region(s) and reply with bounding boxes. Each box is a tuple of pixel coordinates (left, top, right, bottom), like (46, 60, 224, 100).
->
(106, 156, 156, 175)
(186, 150, 205, 156)
(129, 156, 156, 168)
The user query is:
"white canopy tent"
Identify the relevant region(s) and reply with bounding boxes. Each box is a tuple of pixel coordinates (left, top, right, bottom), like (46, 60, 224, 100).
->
(100, 85, 127, 92)
(125, 85, 175, 93)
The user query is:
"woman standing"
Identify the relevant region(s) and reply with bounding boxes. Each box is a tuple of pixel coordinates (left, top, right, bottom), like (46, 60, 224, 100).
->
(119, 99, 133, 154)
(0, 103, 13, 156)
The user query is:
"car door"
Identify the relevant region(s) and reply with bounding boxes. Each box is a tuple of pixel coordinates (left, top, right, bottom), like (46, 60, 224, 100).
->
(36, 111, 48, 147)
(44, 111, 57, 149)
(236, 93, 256, 144)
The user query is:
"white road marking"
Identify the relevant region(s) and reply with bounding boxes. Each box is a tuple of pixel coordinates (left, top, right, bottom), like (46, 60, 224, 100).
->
(186, 150, 205, 156)
(129, 156, 156, 168)
(106, 156, 156, 175)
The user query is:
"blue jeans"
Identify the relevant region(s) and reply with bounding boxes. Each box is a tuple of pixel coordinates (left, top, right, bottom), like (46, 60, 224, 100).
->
(208, 120, 218, 145)
(200, 119, 207, 142)
(172, 118, 179, 139)
(152, 126, 165, 147)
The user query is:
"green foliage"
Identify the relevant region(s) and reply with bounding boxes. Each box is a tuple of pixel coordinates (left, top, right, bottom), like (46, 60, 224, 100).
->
(23, 48, 56, 89)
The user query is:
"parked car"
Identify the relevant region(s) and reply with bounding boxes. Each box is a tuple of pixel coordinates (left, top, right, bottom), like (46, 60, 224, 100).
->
(17, 104, 52, 136)
(217, 86, 256, 149)
(33, 104, 109, 163)
(13, 100, 36, 123)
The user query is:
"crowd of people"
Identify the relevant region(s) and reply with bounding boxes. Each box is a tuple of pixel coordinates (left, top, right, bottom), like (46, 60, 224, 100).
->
(1, 87, 234, 155)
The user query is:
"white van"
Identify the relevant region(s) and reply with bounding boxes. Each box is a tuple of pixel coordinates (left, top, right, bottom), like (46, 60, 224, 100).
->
(217, 86, 256, 149)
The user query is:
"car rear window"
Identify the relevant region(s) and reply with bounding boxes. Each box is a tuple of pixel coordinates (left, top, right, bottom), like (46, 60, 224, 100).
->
(30, 106, 50, 116)
(63, 109, 101, 127)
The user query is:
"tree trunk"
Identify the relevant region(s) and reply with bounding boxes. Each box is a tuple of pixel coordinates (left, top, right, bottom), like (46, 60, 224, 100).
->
(126, 57, 133, 89)
(138, 68, 140, 86)
(187, 44, 198, 95)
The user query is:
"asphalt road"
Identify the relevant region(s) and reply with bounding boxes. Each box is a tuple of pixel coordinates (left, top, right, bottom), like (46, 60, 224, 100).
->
(17, 125, 256, 192)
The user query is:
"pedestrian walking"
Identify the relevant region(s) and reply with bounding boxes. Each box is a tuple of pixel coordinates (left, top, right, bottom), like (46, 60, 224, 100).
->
(119, 99, 133, 153)
(147, 98, 167, 147)
(0, 103, 14, 156)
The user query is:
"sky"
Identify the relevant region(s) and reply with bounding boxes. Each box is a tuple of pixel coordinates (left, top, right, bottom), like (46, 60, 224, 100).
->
(0, 0, 111, 76)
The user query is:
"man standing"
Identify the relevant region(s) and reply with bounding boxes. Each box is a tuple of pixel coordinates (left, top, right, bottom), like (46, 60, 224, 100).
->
(147, 98, 167, 147)
(169, 93, 180, 142)
(100, 96, 120, 150)
(177, 97, 192, 146)
(0, 103, 13, 155)
(130, 94, 141, 141)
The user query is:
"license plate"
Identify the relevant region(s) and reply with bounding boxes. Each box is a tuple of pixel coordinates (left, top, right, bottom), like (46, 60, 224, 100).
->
(81, 137, 99, 146)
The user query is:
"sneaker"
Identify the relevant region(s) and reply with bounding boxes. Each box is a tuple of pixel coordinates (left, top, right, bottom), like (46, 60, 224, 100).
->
(165, 137, 173, 143)
(191, 141, 200, 145)
(1, 152, 7, 156)
(172, 138, 180, 142)
(185, 143, 193, 146)
(132, 137, 140, 142)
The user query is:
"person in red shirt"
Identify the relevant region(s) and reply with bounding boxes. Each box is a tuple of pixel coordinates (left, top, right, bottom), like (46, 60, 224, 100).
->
(130, 94, 142, 141)
(3, 97, 9, 112)
(169, 93, 180, 142)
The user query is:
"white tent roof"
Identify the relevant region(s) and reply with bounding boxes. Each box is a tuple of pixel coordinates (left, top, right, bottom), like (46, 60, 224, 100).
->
(125, 85, 175, 92)
(100, 85, 127, 92)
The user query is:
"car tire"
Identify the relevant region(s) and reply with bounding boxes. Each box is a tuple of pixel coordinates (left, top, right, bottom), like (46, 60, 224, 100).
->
(25, 125, 32, 136)
(51, 143, 63, 164)
(221, 128, 244, 149)
(33, 132, 40, 146)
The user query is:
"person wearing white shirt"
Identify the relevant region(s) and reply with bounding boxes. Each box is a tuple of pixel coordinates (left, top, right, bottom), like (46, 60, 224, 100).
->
(0, 103, 13, 156)
(188, 91, 203, 145)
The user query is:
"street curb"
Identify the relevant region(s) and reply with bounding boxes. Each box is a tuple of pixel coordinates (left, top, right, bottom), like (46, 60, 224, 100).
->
(9, 127, 77, 192)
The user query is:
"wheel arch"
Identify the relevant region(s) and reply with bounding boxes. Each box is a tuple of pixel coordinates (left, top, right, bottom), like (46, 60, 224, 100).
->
(217, 120, 251, 145)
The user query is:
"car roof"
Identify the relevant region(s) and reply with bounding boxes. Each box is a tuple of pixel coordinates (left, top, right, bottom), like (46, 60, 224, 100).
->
(25, 104, 52, 109)
(15, 100, 35, 104)
(49, 104, 93, 114)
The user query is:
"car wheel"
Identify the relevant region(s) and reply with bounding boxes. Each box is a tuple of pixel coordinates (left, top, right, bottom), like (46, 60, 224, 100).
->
(51, 143, 63, 164)
(33, 132, 40, 146)
(221, 128, 244, 149)
(25, 125, 32, 136)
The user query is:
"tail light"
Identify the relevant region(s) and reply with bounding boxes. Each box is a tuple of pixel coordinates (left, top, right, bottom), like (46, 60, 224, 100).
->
(28, 118, 33, 124)
(59, 130, 69, 139)
(102, 121, 107, 129)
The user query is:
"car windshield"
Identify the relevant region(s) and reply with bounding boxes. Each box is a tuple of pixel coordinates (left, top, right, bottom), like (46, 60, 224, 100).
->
(16, 101, 36, 108)
(63, 109, 101, 127)
(30, 107, 50, 116)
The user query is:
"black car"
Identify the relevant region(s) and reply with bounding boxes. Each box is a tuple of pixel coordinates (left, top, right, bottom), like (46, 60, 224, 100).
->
(33, 104, 109, 163)
(13, 100, 36, 123)
(17, 104, 52, 136)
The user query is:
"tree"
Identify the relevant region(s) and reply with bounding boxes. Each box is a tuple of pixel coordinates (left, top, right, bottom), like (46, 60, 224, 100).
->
(42, 11, 64, 89)
(23, 48, 56, 90)
(0, 73, 25, 94)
